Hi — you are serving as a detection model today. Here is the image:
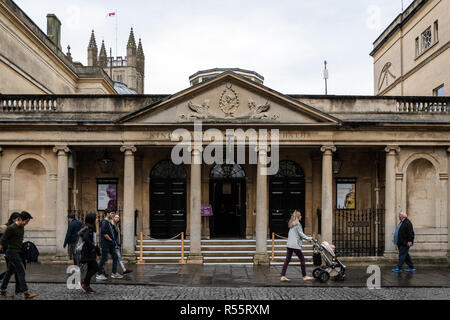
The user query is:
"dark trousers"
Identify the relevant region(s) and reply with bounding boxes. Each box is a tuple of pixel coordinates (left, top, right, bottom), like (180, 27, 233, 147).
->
(0, 252, 28, 293)
(281, 247, 307, 277)
(98, 246, 118, 275)
(83, 260, 99, 286)
(68, 242, 80, 266)
(398, 245, 414, 268)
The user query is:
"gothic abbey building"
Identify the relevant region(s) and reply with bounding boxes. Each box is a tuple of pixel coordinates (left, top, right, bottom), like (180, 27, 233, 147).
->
(87, 28, 145, 94)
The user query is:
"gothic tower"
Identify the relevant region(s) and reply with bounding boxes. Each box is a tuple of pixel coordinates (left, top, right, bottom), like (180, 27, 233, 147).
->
(98, 40, 107, 68)
(88, 27, 145, 93)
(126, 27, 137, 68)
(87, 30, 98, 66)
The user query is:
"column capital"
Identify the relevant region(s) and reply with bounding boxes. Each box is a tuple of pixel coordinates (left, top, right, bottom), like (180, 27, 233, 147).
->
(254, 145, 270, 154)
(120, 145, 137, 154)
(385, 145, 400, 154)
(53, 145, 70, 155)
(320, 145, 336, 154)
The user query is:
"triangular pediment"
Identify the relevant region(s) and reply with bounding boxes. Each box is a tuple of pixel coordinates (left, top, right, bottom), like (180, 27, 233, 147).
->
(117, 72, 340, 125)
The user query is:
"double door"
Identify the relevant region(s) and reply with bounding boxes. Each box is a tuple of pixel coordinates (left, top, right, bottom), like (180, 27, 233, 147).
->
(150, 178, 186, 238)
(269, 177, 305, 237)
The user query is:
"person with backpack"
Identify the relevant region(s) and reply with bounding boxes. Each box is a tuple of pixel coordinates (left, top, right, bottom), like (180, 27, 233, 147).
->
(96, 210, 122, 280)
(111, 214, 132, 275)
(280, 210, 315, 282)
(0, 211, 37, 299)
(78, 213, 101, 293)
(64, 214, 83, 266)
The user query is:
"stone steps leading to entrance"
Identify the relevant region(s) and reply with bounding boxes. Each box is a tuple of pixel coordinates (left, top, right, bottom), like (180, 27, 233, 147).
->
(135, 238, 313, 265)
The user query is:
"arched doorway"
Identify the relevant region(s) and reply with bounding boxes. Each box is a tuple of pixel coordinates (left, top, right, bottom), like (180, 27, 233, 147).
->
(150, 160, 187, 238)
(269, 160, 305, 237)
(209, 164, 246, 238)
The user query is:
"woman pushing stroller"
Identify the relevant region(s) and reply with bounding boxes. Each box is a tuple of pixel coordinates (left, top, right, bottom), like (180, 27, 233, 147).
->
(280, 210, 314, 282)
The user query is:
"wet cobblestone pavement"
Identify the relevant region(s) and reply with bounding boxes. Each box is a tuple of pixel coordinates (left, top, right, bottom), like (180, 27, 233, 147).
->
(13, 263, 450, 288)
(5, 283, 449, 300)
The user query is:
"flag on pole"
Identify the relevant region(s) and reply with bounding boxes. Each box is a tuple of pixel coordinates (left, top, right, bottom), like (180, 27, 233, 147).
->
(107, 12, 116, 17)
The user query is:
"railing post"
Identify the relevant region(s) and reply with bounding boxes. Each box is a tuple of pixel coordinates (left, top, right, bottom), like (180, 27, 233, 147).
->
(179, 232, 186, 264)
(271, 232, 275, 262)
(137, 232, 144, 264)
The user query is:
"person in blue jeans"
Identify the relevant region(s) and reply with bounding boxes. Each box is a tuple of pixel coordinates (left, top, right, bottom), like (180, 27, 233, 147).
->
(392, 212, 415, 272)
(96, 210, 122, 280)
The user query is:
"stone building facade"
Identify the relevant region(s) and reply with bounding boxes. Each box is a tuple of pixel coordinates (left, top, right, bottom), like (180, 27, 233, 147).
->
(0, 72, 449, 264)
(372, 0, 449, 96)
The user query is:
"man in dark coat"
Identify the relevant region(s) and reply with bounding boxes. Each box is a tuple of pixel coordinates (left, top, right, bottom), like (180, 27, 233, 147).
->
(392, 212, 415, 272)
(64, 214, 83, 266)
(79, 213, 100, 293)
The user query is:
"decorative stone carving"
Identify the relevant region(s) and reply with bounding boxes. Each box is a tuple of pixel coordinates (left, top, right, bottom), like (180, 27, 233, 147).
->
(180, 100, 210, 120)
(248, 99, 279, 120)
(219, 83, 239, 117)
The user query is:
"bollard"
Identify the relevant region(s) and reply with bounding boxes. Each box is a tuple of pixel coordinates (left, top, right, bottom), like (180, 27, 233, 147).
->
(179, 232, 186, 264)
(138, 232, 144, 264)
(271, 232, 275, 262)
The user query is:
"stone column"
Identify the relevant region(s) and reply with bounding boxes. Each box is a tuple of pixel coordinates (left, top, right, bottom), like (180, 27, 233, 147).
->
(254, 146, 270, 265)
(188, 146, 203, 264)
(120, 145, 136, 256)
(384, 146, 400, 257)
(320, 146, 335, 243)
(53, 145, 70, 257)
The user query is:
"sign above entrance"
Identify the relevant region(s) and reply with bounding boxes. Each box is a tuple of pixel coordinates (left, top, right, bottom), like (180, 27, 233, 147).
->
(201, 204, 213, 216)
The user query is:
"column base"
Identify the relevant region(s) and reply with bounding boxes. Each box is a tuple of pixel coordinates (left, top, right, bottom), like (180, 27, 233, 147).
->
(383, 250, 398, 260)
(187, 253, 204, 264)
(121, 254, 137, 264)
(253, 252, 270, 265)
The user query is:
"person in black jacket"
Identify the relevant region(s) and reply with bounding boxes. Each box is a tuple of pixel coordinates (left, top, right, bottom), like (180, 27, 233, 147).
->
(79, 213, 100, 294)
(0, 212, 21, 283)
(64, 214, 83, 266)
(392, 212, 415, 272)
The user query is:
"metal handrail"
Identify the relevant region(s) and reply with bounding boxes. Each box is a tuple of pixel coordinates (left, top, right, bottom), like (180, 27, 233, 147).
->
(136, 232, 186, 264)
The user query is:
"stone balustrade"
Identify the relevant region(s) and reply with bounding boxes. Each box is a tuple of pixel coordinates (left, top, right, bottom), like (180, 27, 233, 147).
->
(0, 96, 58, 112)
(397, 98, 448, 113)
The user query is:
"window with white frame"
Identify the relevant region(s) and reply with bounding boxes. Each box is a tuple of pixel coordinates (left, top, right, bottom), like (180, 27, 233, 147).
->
(421, 27, 432, 52)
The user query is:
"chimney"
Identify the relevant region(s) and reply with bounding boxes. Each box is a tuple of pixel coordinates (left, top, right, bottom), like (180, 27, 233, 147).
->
(46, 14, 61, 50)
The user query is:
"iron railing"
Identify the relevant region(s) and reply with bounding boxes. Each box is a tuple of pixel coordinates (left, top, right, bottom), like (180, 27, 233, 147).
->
(333, 208, 385, 257)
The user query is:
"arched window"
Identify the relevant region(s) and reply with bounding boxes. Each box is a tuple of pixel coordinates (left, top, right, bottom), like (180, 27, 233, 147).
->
(210, 164, 246, 179)
(150, 160, 187, 179)
(273, 160, 305, 178)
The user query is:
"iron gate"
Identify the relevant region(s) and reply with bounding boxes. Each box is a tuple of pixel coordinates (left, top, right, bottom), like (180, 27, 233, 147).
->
(333, 209, 384, 257)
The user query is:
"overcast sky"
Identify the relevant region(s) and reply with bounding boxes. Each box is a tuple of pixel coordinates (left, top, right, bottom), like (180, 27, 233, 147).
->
(15, 0, 414, 95)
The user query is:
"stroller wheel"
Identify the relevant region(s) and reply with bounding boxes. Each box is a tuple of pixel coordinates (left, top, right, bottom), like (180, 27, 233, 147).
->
(313, 268, 322, 279)
(318, 271, 330, 283)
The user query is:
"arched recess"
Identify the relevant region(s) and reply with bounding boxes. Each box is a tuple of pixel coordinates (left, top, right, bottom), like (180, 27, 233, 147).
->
(404, 158, 438, 228)
(10, 156, 49, 229)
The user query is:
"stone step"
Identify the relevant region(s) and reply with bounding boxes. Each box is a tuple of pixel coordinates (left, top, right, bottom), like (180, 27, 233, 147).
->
(134, 238, 314, 264)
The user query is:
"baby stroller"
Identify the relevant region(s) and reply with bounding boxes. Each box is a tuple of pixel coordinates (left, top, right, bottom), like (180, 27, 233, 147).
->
(312, 239, 346, 283)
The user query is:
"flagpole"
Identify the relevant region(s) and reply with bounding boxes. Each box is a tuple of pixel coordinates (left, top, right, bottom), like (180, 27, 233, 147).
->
(115, 9, 118, 59)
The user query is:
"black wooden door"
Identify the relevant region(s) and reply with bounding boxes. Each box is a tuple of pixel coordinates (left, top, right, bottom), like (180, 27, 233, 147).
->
(269, 161, 305, 237)
(150, 178, 186, 238)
